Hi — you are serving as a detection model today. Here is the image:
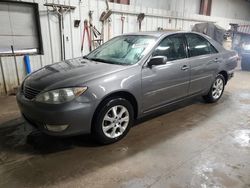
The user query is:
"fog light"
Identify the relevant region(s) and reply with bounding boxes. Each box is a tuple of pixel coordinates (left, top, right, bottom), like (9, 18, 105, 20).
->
(45, 124, 69, 132)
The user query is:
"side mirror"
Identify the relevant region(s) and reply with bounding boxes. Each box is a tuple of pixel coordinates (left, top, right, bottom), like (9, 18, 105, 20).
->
(147, 56, 167, 67)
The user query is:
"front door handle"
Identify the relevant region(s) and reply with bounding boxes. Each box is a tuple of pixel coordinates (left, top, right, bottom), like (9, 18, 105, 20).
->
(181, 65, 189, 71)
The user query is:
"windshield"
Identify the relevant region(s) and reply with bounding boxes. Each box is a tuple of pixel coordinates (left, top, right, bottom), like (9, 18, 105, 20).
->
(86, 35, 156, 65)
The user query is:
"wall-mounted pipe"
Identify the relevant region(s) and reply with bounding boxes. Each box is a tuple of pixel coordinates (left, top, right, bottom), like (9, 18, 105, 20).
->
(11, 45, 20, 86)
(111, 9, 216, 23)
(24, 55, 31, 74)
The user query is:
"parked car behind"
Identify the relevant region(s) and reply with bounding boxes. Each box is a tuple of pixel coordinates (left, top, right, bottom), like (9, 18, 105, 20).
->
(17, 31, 238, 144)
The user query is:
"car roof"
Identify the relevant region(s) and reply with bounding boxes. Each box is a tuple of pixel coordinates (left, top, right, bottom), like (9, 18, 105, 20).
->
(123, 31, 186, 38)
(122, 31, 226, 52)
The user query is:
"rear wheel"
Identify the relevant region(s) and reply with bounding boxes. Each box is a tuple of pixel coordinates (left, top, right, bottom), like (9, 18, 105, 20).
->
(203, 74, 225, 103)
(92, 98, 134, 144)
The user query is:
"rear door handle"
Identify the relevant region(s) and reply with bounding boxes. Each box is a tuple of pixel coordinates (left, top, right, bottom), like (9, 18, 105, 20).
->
(181, 65, 189, 71)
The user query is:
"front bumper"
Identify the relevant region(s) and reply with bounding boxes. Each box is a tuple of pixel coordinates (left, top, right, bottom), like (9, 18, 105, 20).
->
(16, 92, 96, 136)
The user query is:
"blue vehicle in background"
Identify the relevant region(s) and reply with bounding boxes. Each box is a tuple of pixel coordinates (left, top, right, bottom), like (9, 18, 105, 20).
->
(240, 38, 250, 70)
(230, 24, 250, 71)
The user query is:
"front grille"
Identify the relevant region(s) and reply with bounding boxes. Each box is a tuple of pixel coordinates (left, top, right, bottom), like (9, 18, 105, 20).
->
(23, 86, 41, 100)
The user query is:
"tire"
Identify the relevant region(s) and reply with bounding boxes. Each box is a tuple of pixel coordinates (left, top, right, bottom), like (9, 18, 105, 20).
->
(92, 97, 134, 144)
(203, 74, 225, 103)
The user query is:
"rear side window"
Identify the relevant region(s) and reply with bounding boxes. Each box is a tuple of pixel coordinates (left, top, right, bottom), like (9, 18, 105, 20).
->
(185, 33, 218, 57)
(153, 34, 187, 61)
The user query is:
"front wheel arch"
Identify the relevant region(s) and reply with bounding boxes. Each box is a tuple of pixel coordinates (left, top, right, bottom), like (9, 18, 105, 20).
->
(91, 97, 134, 144)
(91, 91, 138, 132)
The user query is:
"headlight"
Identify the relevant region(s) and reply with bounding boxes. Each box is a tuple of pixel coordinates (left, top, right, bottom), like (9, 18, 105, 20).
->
(35, 87, 87, 104)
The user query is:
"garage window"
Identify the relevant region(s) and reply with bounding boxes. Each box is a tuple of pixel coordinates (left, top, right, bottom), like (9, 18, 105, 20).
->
(0, 1, 43, 56)
(109, 0, 130, 5)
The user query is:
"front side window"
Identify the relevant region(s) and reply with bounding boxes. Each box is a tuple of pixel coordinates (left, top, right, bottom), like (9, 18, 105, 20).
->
(186, 33, 218, 57)
(86, 35, 156, 65)
(153, 34, 187, 61)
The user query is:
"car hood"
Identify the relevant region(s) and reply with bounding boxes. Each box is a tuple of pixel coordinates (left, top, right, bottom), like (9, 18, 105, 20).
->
(24, 58, 129, 91)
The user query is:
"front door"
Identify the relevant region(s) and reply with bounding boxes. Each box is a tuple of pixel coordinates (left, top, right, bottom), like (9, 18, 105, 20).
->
(142, 34, 190, 112)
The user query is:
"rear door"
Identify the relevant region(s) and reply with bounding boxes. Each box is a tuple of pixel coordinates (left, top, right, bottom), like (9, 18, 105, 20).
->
(142, 34, 190, 111)
(184, 33, 221, 95)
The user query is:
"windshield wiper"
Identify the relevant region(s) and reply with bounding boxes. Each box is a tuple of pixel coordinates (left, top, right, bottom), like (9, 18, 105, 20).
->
(88, 57, 115, 64)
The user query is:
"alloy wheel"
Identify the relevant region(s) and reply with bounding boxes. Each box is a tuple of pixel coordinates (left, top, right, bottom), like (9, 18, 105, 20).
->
(212, 77, 224, 100)
(102, 105, 130, 139)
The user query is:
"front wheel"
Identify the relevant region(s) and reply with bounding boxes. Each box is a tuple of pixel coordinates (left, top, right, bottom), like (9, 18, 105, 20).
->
(92, 98, 134, 144)
(203, 74, 225, 103)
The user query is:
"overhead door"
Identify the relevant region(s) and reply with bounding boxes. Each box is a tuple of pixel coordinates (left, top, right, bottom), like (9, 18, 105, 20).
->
(0, 1, 43, 55)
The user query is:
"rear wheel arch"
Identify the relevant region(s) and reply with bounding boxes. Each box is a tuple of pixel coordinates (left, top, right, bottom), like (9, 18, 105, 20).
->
(218, 70, 228, 85)
(203, 74, 225, 103)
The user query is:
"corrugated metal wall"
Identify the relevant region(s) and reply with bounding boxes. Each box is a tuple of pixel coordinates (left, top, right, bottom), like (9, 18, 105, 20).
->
(0, 0, 250, 95)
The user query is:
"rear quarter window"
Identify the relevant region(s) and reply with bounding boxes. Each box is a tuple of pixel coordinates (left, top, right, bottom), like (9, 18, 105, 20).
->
(186, 33, 218, 57)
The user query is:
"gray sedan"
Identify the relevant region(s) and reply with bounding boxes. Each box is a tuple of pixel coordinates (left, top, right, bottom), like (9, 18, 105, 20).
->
(17, 31, 238, 144)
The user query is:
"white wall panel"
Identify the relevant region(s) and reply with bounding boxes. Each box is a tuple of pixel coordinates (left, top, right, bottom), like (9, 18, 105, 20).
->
(1, 57, 19, 93)
(37, 0, 53, 66)
(211, 0, 250, 20)
(62, 0, 73, 60)
(0, 59, 6, 95)
(69, 0, 81, 58)
(47, 0, 61, 63)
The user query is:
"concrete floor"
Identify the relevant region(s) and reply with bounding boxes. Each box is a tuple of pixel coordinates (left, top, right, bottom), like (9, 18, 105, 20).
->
(0, 71, 250, 188)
